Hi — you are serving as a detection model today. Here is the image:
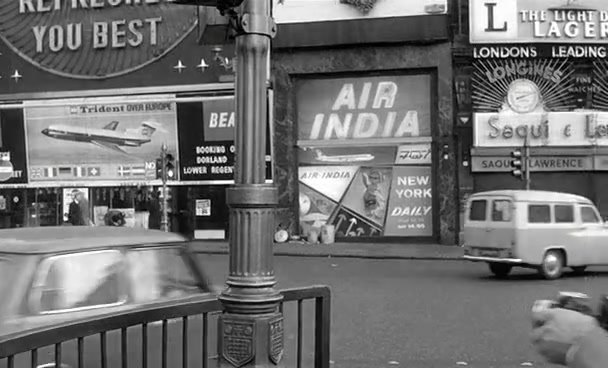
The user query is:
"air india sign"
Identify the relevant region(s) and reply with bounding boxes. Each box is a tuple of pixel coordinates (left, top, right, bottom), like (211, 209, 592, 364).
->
(296, 74, 432, 141)
(0, 0, 198, 79)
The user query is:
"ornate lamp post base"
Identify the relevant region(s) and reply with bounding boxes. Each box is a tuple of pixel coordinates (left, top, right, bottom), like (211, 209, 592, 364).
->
(218, 313, 284, 367)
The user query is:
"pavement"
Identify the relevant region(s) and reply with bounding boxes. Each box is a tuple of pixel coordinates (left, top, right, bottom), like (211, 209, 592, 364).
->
(188, 239, 464, 260)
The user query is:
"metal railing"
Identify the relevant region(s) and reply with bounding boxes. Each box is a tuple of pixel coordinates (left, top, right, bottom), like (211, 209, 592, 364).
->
(0, 285, 330, 368)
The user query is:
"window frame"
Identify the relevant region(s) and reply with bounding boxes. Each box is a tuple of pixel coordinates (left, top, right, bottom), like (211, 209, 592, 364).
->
(469, 199, 488, 222)
(127, 245, 209, 302)
(527, 204, 552, 224)
(580, 205, 601, 224)
(28, 249, 128, 315)
(554, 204, 575, 224)
(491, 199, 513, 222)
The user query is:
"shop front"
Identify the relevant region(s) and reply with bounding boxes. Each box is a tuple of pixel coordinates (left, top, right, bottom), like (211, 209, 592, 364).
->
(0, 2, 248, 236)
(176, 96, 272, 239)
(296, 74, 436, 240)
(458, 0, 608, 218)
(271, 0, 456, 243)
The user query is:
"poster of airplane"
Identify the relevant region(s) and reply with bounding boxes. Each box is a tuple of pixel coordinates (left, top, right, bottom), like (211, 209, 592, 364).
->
(24, 97, 179, 182)
(298, 146, 396, 166)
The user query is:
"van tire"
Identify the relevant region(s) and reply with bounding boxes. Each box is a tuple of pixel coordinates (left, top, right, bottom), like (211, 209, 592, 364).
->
(488, 263, 512, 278)
(539, 250, 565, 280)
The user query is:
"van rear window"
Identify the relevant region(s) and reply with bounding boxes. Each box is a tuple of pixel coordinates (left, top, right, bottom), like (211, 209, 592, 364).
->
(492, 200, 512, 222)
(469, 200, 487, 221)
(528, 205, 551, 223)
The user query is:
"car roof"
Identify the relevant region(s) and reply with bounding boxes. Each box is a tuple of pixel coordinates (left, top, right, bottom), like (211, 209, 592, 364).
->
(0, 226, 188, 255)
(468, 190, 593, 204)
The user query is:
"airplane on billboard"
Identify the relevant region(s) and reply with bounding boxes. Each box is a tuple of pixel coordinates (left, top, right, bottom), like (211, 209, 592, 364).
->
(314, 149, 374, 163)
(41, 120, 159, 154)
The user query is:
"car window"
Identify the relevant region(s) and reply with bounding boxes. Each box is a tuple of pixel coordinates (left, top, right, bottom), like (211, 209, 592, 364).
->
(127, 247, 203, 303)
(32, 250, 125, 313)
(0, 255, 22, 313)
(469, 200, 487, 221)
(491, 200, 512, 222)
(555, 205, 574, 223)
(528, 204, 551, 223)
(581, 206, 601, 223)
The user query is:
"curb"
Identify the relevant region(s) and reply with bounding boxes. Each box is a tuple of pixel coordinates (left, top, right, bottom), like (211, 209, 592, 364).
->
(191, 248, 465, 261)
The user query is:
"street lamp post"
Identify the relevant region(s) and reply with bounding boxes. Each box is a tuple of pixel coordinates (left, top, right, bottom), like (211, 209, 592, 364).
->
(169, 0, 282, 366)
(160, 143, 169, 232)
(217, 0, 283, 366)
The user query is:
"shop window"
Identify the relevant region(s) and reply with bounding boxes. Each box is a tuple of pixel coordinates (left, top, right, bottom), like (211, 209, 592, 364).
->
(126, 247, 201, 303)
(296, 73, 434, 239)
(491, 200, 512, 222)
(89, 187, 161, 229)
(555, 205, 574, 223)
(26, 188, 61, 227)
(528, 205, 551, 223)
(31, 250, 125, 313)
(581, 206, 600, 223)
(469, 200, 487, 221)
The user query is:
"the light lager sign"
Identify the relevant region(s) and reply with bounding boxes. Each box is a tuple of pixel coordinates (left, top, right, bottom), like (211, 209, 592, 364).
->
(0, 0, 198, 79)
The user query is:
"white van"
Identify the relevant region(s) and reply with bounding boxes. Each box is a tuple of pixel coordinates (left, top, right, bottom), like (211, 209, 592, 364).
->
(462, 190, 608, 279)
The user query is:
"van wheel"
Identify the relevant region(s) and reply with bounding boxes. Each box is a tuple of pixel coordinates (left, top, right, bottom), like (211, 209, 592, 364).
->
(539, 250, 565, 280)
(571, 266, 587, 275)
(488, 263, 512, 278)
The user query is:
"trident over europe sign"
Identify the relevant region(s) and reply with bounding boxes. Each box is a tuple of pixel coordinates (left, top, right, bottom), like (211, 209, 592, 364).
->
(0, 0, 198, 79)
(470, 0, 608, 44)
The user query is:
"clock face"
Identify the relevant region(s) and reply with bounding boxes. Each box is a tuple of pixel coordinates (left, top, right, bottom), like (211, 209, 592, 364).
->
(506, 79, 541, 113)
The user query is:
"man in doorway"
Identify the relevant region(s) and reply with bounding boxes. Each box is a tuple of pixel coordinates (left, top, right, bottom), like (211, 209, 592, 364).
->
(67, 189, 90, 226)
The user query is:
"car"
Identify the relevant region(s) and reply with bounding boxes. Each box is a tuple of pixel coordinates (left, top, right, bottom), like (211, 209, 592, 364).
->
(0, 226, 217, 367)
(462, 190, 608, 280)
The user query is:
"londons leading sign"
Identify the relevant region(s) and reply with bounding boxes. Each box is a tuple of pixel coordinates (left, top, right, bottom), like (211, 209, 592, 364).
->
(0, 0, 198, 79)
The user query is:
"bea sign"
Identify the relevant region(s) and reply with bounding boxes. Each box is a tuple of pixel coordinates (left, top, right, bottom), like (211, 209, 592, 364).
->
(0, 0, 198, 78)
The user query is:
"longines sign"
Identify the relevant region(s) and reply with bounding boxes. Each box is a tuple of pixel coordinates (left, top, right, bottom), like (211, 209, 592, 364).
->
(470, 0, 608, 44)
(0, 0, 198, 79)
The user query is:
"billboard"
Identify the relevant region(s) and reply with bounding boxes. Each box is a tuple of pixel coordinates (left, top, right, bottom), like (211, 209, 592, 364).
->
(298, 164, 433, 238)
(178, 97, 272, 182)
(0, 109, 28, 184)
(470, 0, 608, 44)
(25, 95, 179, 183)
(473, 111, 608, 147)
(273, 0, 447, 24)
(297, 74, 432, 141)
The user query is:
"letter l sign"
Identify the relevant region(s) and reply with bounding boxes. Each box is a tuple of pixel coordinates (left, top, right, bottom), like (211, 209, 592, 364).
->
(485, 2, 507, 32)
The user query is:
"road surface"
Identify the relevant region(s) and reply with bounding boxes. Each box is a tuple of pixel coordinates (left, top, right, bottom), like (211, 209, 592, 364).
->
(196, 254, 608, 368)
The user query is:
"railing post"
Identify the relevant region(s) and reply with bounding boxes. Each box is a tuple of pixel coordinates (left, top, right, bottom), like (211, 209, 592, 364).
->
(215, 0, 283, 367)
(314, 293, 331, 368)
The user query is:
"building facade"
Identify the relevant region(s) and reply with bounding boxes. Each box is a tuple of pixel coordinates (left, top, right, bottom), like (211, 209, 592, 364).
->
(0, 4, 255, 238)
(454, 0, 608, 222)
(272, 0, 458, 244)
(0, 0, 458, 244)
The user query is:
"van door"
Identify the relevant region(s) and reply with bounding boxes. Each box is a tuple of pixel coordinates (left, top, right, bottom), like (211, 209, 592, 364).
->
(579, 204, 605, 265)
(464, 198, 489, 247)
(486, 197, 515, 252)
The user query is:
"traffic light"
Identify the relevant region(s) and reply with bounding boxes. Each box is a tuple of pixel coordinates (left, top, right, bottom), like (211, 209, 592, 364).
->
(510, 148, 524, 179)
(164, 153, 175, 180)
(155, 158, 163, 180)
(159, 145, 176, 182)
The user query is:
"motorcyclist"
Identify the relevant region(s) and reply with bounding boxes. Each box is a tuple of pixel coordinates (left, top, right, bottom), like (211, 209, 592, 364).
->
(531, 301, 608, 368)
